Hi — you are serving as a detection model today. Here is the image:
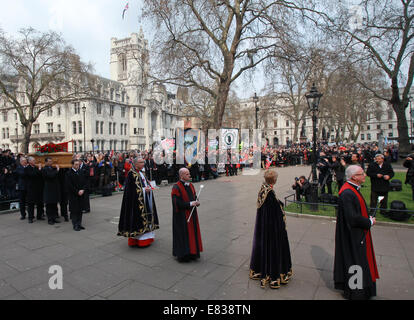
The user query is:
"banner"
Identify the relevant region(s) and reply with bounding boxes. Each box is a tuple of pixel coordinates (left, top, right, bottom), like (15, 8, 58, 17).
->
(221, 129, 239, 149)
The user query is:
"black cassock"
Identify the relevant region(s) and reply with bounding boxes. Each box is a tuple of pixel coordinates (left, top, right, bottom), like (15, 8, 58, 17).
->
(117, 168, 159, 238)
(334, 182, 379, 300)
(250, 183, 292, 283)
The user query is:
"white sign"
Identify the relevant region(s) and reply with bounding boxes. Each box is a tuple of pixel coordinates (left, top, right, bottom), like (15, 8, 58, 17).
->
(221, 129, 239, 149)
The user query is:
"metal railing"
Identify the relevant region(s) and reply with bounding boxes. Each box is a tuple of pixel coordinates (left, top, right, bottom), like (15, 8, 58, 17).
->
(284, 193, 414, 220)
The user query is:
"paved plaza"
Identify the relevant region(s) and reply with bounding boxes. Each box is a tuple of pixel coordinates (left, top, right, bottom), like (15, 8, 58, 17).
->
(0, 165, 413, 300)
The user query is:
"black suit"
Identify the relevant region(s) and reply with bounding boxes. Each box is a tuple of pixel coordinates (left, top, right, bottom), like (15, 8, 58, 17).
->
(24, 165, 44, 220)
(78, 163, 91, 212)
(366, 161, 394, 213)
(42, 165, 61, 223)
(16, 165, 28, 218)
(65, 168, 87, 229)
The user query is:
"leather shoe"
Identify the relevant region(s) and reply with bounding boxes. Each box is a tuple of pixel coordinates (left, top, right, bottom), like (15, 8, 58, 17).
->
(53, 219, 61, 223)
(37, 217, 45, 221)
(48, 221, 55, 225)
(73, 226, 81, 231)
(20, 216, 26, 220)
(28, 219, 33, 224)
(79, 225, 85, 230)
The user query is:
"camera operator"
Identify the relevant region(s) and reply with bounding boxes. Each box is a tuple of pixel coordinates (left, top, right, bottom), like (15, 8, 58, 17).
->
(292, 176, 311, 202)
(317, 152, 333, 195)
(331, 154, 346, 190)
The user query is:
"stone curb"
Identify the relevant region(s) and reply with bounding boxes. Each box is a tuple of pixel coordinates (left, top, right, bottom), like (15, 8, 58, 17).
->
(285, 211, 414, 229)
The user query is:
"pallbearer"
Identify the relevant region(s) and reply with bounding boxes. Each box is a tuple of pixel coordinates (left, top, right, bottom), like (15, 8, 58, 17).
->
(171, 168, 203, 262)
(249, 170, 292, 289)
(118, 158, 159, 247)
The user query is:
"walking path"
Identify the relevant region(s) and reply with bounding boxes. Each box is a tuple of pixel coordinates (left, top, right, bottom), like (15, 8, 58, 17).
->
(0, 166, 413, 300)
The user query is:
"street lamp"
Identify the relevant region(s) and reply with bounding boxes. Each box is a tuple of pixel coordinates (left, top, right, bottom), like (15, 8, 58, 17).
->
(306, 83, 323, 211)
(15, 122, 18, 153)
(253, 92, 259, 130)
(409, 96, 413, 144)
(90, 138, 95, 153)
(82, 105, 86, 153)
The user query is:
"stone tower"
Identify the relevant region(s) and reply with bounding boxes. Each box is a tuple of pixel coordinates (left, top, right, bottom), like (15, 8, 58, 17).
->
(110, 27, 149, 105)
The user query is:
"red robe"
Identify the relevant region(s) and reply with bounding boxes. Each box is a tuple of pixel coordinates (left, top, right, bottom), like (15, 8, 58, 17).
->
(171, 181, 203, 258)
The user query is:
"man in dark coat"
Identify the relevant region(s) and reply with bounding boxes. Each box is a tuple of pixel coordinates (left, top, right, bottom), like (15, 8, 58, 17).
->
(78, 157, 91, 213)
(317, 152, 333, 194)
(366, 153, 394, 214)
(171, 168, 203, 262)
(57, 168, 69, 222)
(331, 154, 346, 191)
(65, 159, 87, 231)
(25, 156, 44, 223)
(42, 157, 61, 225)
(334, 165, 379, 300)
(403, 154, 414, 200)
(117, 158, 159, 247)
(16, 156, 28, 220)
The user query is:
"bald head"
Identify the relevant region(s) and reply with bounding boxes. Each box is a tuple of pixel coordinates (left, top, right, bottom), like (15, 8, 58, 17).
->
(179, 168, 191, 182)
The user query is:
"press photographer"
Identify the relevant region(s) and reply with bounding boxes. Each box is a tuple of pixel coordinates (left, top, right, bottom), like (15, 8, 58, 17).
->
(292, 176, 311, 202)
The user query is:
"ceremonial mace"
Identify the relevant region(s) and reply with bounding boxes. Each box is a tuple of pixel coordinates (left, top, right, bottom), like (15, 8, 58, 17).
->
(187, 185, 204, 223)
(373, 196, 385, 218)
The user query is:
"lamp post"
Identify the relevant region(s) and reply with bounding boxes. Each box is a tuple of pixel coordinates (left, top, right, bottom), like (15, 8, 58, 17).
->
(82, 105, 86, 153)
(409, 96, 413, 144)
(90, 138, 95, 153)
(306, 83, 323, 211)
(253, 92, 259, 130)
(15, 122, 18, 153)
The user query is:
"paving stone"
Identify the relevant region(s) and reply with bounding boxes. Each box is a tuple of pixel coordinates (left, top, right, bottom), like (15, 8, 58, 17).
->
(4, 265, 54, 291)
(21, 282, 89, 300)
(93, 255, 147, 279)
(16, 237, 59, 250)
(61, 248, 115, 270)
(0, 279, 18, 299)
(5, 252, 55, 272)
(0, 261, 19, 280)
(169, 274, 222, 300)
(64, 265, 126, 296)
(108, 281, 191, 300)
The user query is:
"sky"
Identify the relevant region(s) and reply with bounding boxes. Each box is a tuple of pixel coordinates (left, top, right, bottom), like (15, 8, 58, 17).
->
(0, 0, 264, 99)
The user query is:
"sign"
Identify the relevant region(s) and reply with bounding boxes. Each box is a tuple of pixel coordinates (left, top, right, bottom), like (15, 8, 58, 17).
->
(221, 129, 238, 149)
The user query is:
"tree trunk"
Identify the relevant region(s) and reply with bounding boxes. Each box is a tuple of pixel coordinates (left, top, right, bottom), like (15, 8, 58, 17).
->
(23, 122, 33, 154)
(214, 78, 231, 129)
(394, 101, 410, 154)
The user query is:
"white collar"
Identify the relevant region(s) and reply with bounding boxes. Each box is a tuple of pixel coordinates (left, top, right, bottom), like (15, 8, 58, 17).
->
(347, 181, 361, 191)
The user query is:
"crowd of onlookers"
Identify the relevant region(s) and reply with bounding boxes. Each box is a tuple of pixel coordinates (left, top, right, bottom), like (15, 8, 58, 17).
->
(0, 142, 409, 212)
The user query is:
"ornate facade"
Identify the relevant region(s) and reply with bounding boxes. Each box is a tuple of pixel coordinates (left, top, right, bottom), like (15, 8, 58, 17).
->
(0, 29, 184, 153)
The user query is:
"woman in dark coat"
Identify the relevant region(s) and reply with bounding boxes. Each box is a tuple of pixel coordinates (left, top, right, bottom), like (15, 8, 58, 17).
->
(249, 170, 293, 289)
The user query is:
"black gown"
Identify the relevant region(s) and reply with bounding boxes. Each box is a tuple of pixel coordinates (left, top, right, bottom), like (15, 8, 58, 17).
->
(250, 183, 292, 285)
(334, 182, 379, 300)
(117, 168, 159, 238)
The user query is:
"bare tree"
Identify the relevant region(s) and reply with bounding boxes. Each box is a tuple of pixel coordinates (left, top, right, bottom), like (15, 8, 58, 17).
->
(301, 0, 414, 153)
(142, 0, 296, 129)
(0, 28, 95, 153)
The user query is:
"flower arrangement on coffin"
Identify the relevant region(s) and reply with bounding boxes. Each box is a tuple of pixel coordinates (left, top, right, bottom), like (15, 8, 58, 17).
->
(35, 142, 68, 155)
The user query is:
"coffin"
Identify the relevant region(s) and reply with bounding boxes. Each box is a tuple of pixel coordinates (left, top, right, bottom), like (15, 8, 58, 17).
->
(28, 152, 74, 168)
